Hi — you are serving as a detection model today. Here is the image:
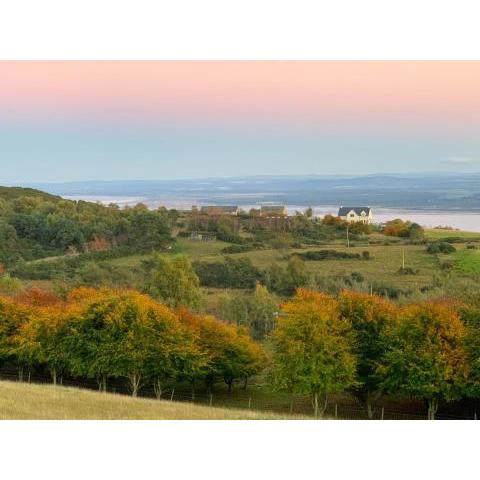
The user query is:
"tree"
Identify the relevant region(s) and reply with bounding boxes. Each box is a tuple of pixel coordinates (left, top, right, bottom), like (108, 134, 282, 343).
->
(339, 290, 398, 418)
(146, 254, 201, 309)
(383, 219, 424, 239)
(65, 288, 190, 397)
(178, 309, 266, 394)
(18, 303, 71, 385)
(248, 283, 278, 339)
(0, 296, 31, 377)
(272, 289, 357, 417)
(459, 305, 480, 404)
(379, 302, 468, 419)
(214, 284, 278, 339)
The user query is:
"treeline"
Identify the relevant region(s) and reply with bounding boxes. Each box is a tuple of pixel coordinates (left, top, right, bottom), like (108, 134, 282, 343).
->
(2, 284, 480, 419)
(0, 287, 265, 397)
(0, 190, 175, 267)
(271, 289, 480, 419)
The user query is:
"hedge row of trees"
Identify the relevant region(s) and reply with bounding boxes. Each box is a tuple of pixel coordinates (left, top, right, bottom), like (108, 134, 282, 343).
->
(0, 288, 265, 397)
(271, 289, 480, 419)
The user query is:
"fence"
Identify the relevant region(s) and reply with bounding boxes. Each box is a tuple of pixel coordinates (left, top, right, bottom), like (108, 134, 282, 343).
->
(0, 368, 476, 420)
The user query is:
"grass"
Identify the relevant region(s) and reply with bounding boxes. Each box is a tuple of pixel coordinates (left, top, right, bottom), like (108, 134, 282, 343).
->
(424, 228, 480, 240)
(102, 231, 480, 293)
(451, 249, 480, 274)
(0, 380, 305, 420)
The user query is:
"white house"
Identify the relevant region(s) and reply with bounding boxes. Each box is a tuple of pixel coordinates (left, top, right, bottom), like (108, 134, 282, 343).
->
(338, 207, 373, 224)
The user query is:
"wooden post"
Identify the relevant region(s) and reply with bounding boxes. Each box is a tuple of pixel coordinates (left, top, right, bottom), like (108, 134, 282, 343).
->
(402, 248, 405, 270)
(335, 404, 338, 418)
(248, 397, 252, 409)
(475, 412, 477, 420)
(381, 407, 385, 420)
(346, 225, 350, 248)
(170, 389, 175, 401)
(209, 394, 213, 407)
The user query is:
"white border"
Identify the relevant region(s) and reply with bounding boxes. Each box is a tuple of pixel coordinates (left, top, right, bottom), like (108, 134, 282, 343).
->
(1, 0, 480, 59)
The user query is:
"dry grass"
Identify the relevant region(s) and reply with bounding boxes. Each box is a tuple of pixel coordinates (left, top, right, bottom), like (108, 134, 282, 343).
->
(0, 381, 305, 420)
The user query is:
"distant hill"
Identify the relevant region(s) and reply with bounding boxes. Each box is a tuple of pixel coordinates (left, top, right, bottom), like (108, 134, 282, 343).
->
(28, 173, 480, 210)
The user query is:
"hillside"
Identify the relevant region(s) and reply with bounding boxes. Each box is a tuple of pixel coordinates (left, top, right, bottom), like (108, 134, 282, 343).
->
(0, 186, 61, 202)
(0, 381, 301, 420)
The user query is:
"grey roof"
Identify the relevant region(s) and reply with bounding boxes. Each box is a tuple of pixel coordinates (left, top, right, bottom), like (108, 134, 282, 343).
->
(338, 207, 371, 216)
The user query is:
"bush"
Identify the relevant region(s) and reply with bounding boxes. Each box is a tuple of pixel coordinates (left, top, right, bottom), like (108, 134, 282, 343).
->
(350, 272, 364, 283)
(426, 242, 456, 254)
(193, 257, 262, 289)
(295, 249, 361, 261)
(221, 244, 253, 254)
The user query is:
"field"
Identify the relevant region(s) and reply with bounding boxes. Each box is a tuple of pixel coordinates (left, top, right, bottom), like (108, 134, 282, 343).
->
(0, 380, 304, 420)
(424, 228, 480, 240)
(105, 238, 445, 292)
(451, 249, 480, 274)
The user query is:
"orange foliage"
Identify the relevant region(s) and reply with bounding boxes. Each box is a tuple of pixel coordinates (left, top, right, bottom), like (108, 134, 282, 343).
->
(14, 287, 61, 307)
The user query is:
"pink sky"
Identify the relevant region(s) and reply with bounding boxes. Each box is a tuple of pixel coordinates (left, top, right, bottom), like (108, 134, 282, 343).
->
(1, 61, 480, 133)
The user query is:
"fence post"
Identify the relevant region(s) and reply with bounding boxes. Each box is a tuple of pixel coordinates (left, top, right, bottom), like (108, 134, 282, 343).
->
(170, 389, 175, 401)
(335, 404, 338, 418)
(248, 397, 252, 409)
(475, 412, 477, 420)
(209, 394, 213, 407)
(381, 407, 384, 420)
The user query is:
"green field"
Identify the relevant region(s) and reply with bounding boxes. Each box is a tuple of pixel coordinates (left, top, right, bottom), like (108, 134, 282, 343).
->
(424, 228, 480, 240)
(451, 249, 480, 274)
(106, 238, 442, 291)
(0, 380, 305, 420)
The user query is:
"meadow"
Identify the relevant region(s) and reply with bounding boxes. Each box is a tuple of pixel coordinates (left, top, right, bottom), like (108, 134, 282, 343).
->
(0, 380, 304, 420)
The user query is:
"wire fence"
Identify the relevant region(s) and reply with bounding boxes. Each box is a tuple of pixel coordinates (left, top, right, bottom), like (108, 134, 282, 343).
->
(0, 367, 477, 420)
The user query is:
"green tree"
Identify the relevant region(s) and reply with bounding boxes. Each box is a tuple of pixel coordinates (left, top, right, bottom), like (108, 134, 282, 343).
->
(146, 255, 201, 309)
(379, 302, 468, 419)
(339, 290, 398, 418)
(272, 289, 357, 417)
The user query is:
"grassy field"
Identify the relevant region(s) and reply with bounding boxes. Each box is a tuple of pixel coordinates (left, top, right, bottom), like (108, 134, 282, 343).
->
(0, 380, 305, 420)
(451, 249, 480, 274)
(424, 228, 480, 240)
(103, 238, 453, 291)
(100, 232, 480, 295)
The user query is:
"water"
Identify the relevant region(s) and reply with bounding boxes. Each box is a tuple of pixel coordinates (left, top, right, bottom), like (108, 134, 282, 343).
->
(63, 195, 480, 232)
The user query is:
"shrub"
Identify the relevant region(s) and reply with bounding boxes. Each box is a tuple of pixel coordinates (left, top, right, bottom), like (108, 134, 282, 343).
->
(426, 242, 456, 254)
(295, 249, 361, 261)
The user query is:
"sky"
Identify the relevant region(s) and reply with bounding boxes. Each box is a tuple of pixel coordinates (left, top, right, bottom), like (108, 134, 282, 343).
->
(1, 61, 480, 183)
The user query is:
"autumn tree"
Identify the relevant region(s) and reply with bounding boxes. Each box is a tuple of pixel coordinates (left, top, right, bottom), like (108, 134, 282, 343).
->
(339, 290, 398, 418)
(272, 289, 357, 417)
(179, 309, 265, 394)
(0, 296, 31, 378)
(379, 302, 468, 419)
(18, 303, 71, 385)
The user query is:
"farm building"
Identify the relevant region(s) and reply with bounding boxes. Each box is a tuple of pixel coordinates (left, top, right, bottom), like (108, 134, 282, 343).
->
(338, 207, 373, 224)
(199, 205, 239, 216)
(260, 205, 288, 217)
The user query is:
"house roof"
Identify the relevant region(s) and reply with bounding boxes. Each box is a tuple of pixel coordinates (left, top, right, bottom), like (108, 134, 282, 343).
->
(338, 207, 371, 216)
(200, 205, 238, 213)
(260, 205, 286, 213)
